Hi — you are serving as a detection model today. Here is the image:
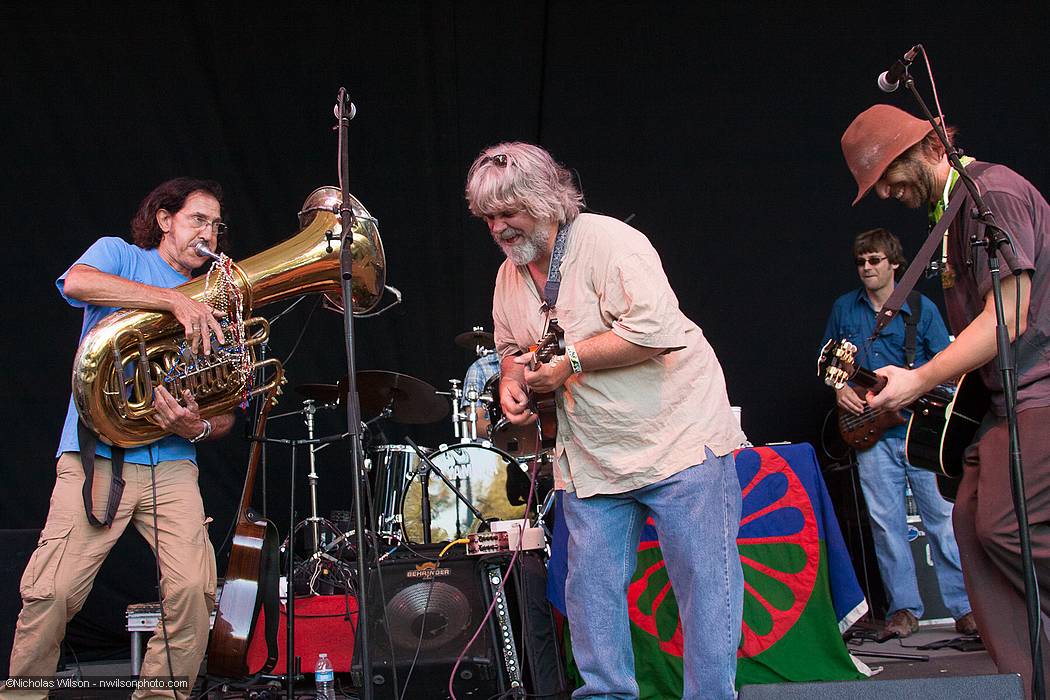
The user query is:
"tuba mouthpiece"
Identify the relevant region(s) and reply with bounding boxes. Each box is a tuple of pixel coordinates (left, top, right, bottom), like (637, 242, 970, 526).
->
(194, 241, 220, 260)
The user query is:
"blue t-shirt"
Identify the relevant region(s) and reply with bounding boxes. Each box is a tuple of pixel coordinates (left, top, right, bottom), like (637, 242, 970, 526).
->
(56, 237, 196, 464)
(822, 288, 951, 439)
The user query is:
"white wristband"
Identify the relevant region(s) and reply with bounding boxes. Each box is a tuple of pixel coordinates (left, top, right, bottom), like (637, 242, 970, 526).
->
(566, 345, 583, 374)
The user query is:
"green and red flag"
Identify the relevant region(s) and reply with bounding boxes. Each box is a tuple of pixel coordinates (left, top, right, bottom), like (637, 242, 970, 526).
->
(547, 444, 869, 695)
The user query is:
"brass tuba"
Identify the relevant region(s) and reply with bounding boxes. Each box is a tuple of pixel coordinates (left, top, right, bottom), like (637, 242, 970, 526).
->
(72, 186, 385, 447)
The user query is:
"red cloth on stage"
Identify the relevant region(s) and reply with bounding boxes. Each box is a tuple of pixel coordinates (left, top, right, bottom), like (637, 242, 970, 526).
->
(246, 594, 358, 673)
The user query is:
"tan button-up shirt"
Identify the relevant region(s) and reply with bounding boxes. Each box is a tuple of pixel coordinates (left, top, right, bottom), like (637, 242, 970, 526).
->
(492, 213, 745, 497)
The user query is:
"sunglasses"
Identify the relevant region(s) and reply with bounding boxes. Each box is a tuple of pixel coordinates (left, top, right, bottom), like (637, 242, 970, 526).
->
(483, 153, 508, 167)
(855, 255, 887, 267)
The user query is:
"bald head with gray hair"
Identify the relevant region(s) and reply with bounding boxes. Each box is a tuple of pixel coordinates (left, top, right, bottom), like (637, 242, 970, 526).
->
(465, 142, 583, 225)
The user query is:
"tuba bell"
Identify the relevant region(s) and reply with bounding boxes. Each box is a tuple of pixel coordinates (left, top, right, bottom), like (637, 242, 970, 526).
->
(72, 186, 385, 447)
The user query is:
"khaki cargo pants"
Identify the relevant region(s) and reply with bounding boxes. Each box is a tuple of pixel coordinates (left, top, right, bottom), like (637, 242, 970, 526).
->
(1, 453, 216, 700)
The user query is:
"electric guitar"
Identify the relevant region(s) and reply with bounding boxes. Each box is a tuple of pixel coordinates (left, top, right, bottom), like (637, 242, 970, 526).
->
(835, 385, 907, 452)
(817, 339, 989, 492)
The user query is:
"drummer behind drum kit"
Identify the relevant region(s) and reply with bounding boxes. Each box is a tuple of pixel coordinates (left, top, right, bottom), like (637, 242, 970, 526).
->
(289, 328, 554, 592)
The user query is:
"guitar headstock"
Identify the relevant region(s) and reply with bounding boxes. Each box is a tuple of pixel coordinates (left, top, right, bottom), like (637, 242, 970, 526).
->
(817, 339, 858, 389)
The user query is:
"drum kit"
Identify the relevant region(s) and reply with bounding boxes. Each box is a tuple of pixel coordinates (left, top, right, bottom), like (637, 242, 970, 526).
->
(282, 327, 553, 594)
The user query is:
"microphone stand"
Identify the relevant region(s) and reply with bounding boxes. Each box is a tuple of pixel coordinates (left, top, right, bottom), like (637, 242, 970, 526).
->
(901, 67, 1043, 700)
(334, 87, 374, 700)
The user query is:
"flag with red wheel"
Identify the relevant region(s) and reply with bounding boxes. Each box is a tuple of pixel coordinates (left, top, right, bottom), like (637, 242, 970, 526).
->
(547, 444, 869, 696)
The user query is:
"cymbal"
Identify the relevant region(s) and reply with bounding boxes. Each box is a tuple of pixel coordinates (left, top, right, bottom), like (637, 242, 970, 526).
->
(454, 329, 495, 350)
(357, 370, 448, 424)
(295, 372, 448, 424)
(295, 383, 343, 403)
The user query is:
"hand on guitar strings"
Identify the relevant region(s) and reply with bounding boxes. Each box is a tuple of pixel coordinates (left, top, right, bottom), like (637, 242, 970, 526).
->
(866, 365, 928, 413)
(499, 372, 538, 427)
(836, 385, 867, 415)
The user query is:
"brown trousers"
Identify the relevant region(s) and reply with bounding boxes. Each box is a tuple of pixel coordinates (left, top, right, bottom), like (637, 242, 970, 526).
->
(955, 405, 1050, 700)
(1, 454, 216, 700)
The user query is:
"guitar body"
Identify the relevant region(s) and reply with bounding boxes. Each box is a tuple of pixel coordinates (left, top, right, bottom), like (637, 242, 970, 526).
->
(837, 387, 906, 450)
(206, 515, 278, 677)
(905, 372, 990, 479)
(531, 391, 558, 450)
(526, 320, 566, 450)
(206, 380, 283, 678)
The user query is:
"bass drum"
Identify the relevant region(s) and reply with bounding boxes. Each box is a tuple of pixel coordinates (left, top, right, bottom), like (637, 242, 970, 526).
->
(401, 441, 531, 543)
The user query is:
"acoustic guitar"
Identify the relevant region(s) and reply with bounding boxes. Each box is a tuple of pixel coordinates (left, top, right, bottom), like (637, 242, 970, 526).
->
(817, 339, 989, 496)
(206, 373, 284, 678)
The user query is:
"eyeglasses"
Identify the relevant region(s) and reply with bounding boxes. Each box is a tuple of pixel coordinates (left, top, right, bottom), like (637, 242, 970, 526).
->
(184, 212, 228, 237)
(483, 153, 508, 167)
(855, 254, 887, 267)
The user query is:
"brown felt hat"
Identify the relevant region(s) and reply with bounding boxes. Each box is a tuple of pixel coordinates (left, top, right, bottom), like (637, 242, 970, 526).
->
(841, 104, 936, 205)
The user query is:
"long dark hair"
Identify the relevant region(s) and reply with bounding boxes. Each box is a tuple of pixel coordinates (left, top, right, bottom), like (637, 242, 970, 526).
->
(130, 177, 224, 250)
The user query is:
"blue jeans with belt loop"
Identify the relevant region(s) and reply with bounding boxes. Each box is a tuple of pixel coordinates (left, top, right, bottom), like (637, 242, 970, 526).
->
(562, 448, 744, 700)
(856, 435, 971, 619)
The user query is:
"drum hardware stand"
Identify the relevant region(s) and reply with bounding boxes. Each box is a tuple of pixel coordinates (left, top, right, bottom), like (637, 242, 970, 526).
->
(268, 400, 345, 560)
(438, 379, 483, 441)
(249, 428, 352, 698)
(252, 296, 312, 521)
(471, 325, 495, 358)
(403, 436, 486, 544)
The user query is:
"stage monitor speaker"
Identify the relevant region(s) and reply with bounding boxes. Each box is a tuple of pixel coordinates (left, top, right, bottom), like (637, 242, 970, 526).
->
(352, 545, 566, 699)
(738, 673, 1022, 699)
(0, 529, 40, 678)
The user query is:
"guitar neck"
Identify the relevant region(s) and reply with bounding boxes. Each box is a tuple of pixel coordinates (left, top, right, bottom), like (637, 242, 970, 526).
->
(850, 365, 888, 394)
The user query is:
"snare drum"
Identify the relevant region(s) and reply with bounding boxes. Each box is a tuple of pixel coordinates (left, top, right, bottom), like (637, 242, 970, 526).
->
(371, 445, 421, 539)
(400, 441, 530, 543)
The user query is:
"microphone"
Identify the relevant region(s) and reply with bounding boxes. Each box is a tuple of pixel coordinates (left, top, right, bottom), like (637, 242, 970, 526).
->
(332, 101, 357, 120)
(877, 45, 921, 92)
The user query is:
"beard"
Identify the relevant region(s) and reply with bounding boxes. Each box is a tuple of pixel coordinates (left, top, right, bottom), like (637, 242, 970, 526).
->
(890, 155, 940, 208)
(494, 225, 546, 265)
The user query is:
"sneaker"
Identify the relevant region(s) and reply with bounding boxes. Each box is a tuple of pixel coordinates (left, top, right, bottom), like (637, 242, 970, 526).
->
(955, 612, 979, 635)
(884, 609, 919, 638)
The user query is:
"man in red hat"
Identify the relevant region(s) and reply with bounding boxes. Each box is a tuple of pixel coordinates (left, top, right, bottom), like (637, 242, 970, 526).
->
(841, 104, 1050, 695)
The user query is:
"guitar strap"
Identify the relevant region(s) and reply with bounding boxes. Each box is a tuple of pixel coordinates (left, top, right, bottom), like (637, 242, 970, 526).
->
(540, 221, 572, 319)
(255, 522, 280, 674)
(904, 290, 922, 369)
(77, 420, 126, 528)
(869, 178, 971, 340)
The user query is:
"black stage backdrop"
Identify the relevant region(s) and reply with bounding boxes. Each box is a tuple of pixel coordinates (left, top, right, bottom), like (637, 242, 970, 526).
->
(1, 2, 1048, 661)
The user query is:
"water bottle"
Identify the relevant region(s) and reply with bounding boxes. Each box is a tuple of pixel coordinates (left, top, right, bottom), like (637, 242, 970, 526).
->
(314, 652, 335, 699)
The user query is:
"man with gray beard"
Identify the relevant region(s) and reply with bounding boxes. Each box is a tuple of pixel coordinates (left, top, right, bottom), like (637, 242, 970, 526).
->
(464, 142, 746, 700)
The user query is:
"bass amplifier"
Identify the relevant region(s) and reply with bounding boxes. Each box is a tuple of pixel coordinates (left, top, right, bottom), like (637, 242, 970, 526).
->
(352, 545, 566, 699)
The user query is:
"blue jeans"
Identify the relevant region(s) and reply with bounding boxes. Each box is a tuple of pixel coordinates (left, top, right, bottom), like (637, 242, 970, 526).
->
(562, 449, 743, 700)
(856, 436, 971, 619)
